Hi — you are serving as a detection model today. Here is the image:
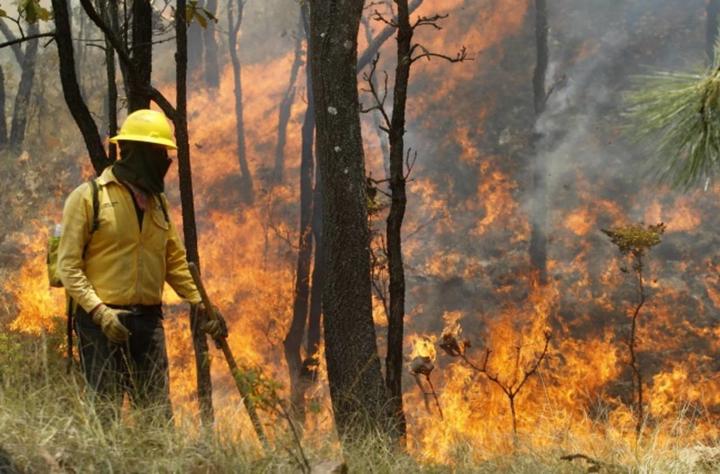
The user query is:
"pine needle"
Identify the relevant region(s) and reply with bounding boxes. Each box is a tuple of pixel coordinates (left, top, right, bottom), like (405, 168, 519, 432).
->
(624, 45, 720, 189)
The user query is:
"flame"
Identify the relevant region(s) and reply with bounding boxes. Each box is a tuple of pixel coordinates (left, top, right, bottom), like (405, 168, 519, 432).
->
(3, 0, 720, 466)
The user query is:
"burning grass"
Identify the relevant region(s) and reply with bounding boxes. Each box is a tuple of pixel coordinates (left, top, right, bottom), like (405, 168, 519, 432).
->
(0, 327, 718, 472)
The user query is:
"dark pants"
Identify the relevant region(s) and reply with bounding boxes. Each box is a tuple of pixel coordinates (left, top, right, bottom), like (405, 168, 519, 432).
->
(75, 304, 173, 423)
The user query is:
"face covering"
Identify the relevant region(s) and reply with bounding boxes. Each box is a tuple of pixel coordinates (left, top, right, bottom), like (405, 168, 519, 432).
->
(112, 142, 171, 195)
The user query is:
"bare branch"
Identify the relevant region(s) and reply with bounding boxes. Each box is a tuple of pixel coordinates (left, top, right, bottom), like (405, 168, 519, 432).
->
(412, 13, 449, 30)
(372, 9, 397, 27)
(411, 44, 472, 64)
(360, 54, 392, 131)
(357, 0, 424, 71)
(0, 31, 54, 51)
(404, 148, 418, 180)
(78, 0, 133, 67)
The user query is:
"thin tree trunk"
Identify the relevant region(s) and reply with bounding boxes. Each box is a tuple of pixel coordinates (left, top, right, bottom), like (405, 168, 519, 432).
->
(128, 0, 152, 111)
(273, 19, 304, 184)
(99, 0, 119, 162)
(707, 0, 720, 64)
(9, 22, 38, 151)
(52, 0, 111, 175)
(177, 0, 214, 427)
(529, 0, 549, 284)
(307, 165, 324, 363)
(229, 0, 254, 203)
(384, 0, 412, 443)
(203, 0, 219, 88)
(309, 0, 390, 441)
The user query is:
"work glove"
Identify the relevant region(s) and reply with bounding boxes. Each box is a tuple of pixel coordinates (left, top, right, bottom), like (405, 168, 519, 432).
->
(91, 304, 131, 343)
(199, 303, 228, 339)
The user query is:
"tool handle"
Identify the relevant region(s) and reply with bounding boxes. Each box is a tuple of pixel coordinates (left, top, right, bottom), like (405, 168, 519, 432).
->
(188, 262, 218, 321)
(187, 262, 269, 447)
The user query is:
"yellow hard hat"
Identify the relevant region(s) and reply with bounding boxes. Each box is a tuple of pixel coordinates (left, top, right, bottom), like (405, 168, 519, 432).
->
(109, 109, 177, 149)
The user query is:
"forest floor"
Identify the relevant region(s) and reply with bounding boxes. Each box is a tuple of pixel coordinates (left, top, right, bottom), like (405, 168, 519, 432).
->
(0, 328, 717, 473)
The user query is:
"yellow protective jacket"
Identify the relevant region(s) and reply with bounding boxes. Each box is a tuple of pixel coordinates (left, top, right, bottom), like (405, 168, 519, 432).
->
(57, 166, 201, 312)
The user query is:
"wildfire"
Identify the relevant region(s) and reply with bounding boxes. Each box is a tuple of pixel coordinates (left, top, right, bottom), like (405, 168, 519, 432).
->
(2, 0, 720, 467)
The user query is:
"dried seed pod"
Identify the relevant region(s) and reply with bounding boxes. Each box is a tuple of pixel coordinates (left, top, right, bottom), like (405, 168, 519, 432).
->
(409, 355, 434, 376)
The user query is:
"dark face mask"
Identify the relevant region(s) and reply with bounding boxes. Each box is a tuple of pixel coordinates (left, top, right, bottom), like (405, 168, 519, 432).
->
(112, 142, 171, 194)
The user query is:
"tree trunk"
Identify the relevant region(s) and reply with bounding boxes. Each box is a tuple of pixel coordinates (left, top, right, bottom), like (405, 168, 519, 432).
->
(309, 0, 390, 441)
(203, 0, 220, 88)
(176, 0, 214, 427)
(51, 0, 111, 175)
(529, 0, 549, 284)
(8, 22, 39, 151)
(307, 163, 324, 363)
(707, 0, 720, 64)
(98, 0, 119, 162)
(383, 0, 413, 443)
(128, 0, 152, 111)
(229, 0, 254, 203)
(273, 18, 304, 184)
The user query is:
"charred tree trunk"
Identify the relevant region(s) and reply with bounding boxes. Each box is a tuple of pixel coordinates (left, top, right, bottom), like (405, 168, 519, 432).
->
(284, 5, 316, 424)
(273, 20, 304, 184)
(707, 0, 720, 64)
(309, 0, 390, 441)
(229, 0, 254, 203)
(99, 0, 119, 162)
(9, 22, 38, 151)
(307, 164, 324, 363)
(529, 0, 549, 285)
(203, 0, 219, 88)
(383, 0, 413, 443)
(52, 0, 111, 174)
(128, 0, 152, 111)
(176, 0, 214, 427)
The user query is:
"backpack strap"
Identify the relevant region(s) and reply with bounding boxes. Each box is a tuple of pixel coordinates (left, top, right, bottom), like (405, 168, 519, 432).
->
(69, 178, 100, 372)
(89, 179, 100, 235)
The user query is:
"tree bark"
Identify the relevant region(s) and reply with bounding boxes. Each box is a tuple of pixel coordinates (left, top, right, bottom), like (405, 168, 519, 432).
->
(384, 0, 412, 443)
(99, 0, 119, 162)
(176, 0, 214, 427)
(203, 0, 220, 88)
(707, 0, 720, 64)
(273, 18, 304, 184)
(309, 0, 390, 441)
(529, 0, 549, 284)
(128, 0, 152, 111)
(52, 0, 111, 175)
(229, 0, 254, 203)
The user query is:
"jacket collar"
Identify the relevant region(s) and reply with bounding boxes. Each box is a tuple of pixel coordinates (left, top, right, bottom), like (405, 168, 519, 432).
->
(96, 165, 120, 187)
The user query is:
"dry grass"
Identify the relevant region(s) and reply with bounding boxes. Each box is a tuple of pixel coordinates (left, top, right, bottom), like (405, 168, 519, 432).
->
(0, 328, 717, 473)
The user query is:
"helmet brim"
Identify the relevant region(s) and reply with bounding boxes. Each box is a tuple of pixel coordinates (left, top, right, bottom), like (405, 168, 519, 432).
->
(109, 134, 178, 150)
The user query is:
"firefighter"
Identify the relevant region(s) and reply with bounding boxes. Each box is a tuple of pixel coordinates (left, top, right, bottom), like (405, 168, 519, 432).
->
(57, 109, 223, 422)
